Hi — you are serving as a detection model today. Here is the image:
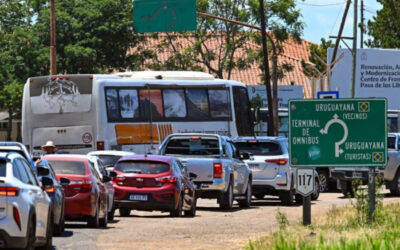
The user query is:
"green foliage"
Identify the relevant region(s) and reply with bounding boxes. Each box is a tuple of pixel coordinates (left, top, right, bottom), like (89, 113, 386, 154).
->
(31, 0, 153, 74)
(301, 38, 334, 78)
(275, 208, 289, 230)
(366, 0, 400, 48)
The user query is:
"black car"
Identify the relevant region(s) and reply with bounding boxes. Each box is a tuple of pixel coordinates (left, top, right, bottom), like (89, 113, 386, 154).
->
(36, 159, 70, 235)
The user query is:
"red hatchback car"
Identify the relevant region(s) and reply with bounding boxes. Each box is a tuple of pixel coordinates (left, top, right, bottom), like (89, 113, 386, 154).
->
(113, 155, 197, 217)
(42, 154, 110, 228)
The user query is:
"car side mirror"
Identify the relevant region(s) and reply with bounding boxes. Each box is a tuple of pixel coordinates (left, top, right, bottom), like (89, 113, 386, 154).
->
(41, 177, 53, 190)
(188, 172, 197, 180)
(102, 175, 112, 183)
(240, 152, 251, 160)
(37, 166, 50, 176)
(59, 177, 70, 186)
(109, 171, 117, 178)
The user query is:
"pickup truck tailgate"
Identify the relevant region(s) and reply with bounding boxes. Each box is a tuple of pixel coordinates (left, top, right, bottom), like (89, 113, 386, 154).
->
(179, 158, 216, 182)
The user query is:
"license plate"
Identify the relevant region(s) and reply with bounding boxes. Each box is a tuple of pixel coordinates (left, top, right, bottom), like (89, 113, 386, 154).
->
(129, 194, 148, 201)
(248, 163, 260, 171)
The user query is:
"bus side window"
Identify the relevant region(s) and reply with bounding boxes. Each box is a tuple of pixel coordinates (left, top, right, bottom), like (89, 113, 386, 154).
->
(139, 89, 164, 119)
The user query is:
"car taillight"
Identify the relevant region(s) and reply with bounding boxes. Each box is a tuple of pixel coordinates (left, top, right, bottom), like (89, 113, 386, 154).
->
(45, 185, 56, 193)
(0, 187, 19, 197)
(13, 207, 21, 230)
(213, 162, 223, 178)
(155, 176, 177, 184)
(70, 181, 92, 192)
(97, 141, 104, 150)
(265, 158, 288, 165)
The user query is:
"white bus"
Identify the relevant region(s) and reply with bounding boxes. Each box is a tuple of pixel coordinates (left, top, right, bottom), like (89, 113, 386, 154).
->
(22, 71, 254, 154)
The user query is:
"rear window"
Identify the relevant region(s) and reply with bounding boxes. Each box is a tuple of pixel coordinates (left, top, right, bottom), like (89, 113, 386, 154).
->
(235, 141, 283, 156)
(164, 138, 220, 155)
(97, 155, 123, 168)
(48, 160, 86, 175)
(388, 136, 396, 149)
(115, 161, 170, 174)
(0, 161, 6, 177)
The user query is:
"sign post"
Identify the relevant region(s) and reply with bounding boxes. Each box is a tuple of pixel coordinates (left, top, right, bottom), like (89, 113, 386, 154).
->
(289, 98, 387, 223)
(296, 169, 315, 225)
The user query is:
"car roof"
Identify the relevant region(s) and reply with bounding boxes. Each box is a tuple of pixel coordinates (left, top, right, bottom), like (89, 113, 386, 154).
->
(118, 154, 175, 164)
(88, 150, 135, 156)
(42, 154, 89, 161)
(233, 136, 287, 142)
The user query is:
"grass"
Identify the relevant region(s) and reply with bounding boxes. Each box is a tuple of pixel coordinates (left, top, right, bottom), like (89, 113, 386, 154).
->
(245, 202, 400, 250)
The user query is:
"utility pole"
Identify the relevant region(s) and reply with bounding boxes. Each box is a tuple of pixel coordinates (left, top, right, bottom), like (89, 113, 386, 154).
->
(258, 0, 275, 136)
(331, 0, 351, 64)
(351, 0, 357, 98)
(50, 0, 57, 75)
(361, 0, 364, 48)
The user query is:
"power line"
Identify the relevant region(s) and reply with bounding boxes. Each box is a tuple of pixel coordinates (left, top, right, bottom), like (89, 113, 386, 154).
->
(297, 1, 346, 7)
(329, 1, 346, 38)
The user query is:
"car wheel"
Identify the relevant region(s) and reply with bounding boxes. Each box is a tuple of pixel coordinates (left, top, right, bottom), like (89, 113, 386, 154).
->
(311, 178, 320, 201)
(341, 180, 354, 198)
(108, 206, 115, 221)
(295, 194, 303, 204)
(54, 207, 65, 236)
(37, 212, 53, 250)
(88, 206, 100, 228)
(279, 189, 294, 206)
(170, 194, 183, 217)
(238, 181, 252, 208)
(184, 197, 197, 217)
(317, 170, 329, 192)
(390, 169, 400, 196)
(219, 181, 233, 210)
(99, 203, 108, 228)
(119, 208, 131, 217)
(25, 217, 35, 250)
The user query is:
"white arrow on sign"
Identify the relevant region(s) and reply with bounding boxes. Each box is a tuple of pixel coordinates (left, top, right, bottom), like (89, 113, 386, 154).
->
(320, 114, 348, 158)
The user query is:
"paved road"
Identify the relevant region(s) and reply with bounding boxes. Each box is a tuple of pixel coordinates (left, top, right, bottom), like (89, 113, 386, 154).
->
(53, 192, 400, 250)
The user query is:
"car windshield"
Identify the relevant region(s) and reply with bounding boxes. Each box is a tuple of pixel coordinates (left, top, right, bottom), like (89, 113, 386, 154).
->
(164, 138, 220, 155)
(97, 155, 123, 168)
(47, 160, 86, 175)
(235, 141, 283, 156)
(115, 161, 170, 174)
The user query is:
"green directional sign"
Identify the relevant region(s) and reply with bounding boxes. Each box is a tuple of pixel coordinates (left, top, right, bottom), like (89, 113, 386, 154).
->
(289, 98, 387, 167)
(133, 0, 197, 33)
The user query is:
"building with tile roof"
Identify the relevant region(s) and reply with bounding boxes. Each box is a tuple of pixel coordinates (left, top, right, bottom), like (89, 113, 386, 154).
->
(131, 33, 317, 98)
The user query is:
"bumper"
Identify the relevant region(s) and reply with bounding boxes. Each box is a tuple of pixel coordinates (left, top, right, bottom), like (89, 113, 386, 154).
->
(65, 193, 96, 218)
(113, 184, 178, 212)
(0, 229, 27, 249)
(331, 170, 369, 181)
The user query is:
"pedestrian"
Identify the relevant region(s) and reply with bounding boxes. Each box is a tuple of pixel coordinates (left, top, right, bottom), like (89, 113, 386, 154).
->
(35, 140, 57, 167)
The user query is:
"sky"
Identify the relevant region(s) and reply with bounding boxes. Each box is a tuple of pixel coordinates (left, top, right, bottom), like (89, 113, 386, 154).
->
(297, 0, 382, 46)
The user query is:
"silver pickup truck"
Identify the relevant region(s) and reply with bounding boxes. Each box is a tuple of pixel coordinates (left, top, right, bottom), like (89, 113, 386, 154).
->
(158, 133, 252, 210)
(385, 133, 400, 195)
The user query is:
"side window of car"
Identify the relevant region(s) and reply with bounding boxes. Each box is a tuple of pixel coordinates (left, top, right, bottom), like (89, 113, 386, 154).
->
(14, 159, 31, 184)
(223, 141, 233, 158)
(20, 158, 39, 186)
(12, 162, 22, 181)
(229, 142, 240, 159)
(88, 161, 101, 182)
(173, 161, 182, 176)
(97, 160, 107, 177)
(177, 161, 186, 175)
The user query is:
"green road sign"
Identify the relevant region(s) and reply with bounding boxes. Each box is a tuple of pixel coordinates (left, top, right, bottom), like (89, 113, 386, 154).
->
(133, 0, 197, 33)
(289, 98, 387, 167)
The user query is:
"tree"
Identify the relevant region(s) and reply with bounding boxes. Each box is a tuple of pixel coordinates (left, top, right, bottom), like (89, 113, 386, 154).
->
(301, 38, 334, 78)
(366, 0, 400, 48)
(0, 82, 23, 141)
(32, 0, 154, 74)
(248, 0, 304, 135)
(149, 0, 255, 79)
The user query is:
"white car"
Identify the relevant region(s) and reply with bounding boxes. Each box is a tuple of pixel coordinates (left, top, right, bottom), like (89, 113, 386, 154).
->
(0, 152, 53, 249)
(87, 150, 135, 173)
(234, 137, 319, 205)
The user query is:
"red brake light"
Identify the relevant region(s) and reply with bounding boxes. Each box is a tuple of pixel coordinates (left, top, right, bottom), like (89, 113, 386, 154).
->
(213, 162, 223, 178)
(115, 175, 126, 185)
(69, 181, 92, 193)
(0, 187, 19, 196)
(191, 136, 201, 140)
(156, 176, 177, 184)
(45, 185, 56, 193)
(13, 207, 21, 230)
(265, 158, 288, 165)
(97, 141, 104, 150)
(248, 140, 258, 143)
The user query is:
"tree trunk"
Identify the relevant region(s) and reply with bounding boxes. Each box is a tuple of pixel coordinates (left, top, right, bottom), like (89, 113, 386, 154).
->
(272, 56, 279, 136)
(7, 109, 12, 141)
